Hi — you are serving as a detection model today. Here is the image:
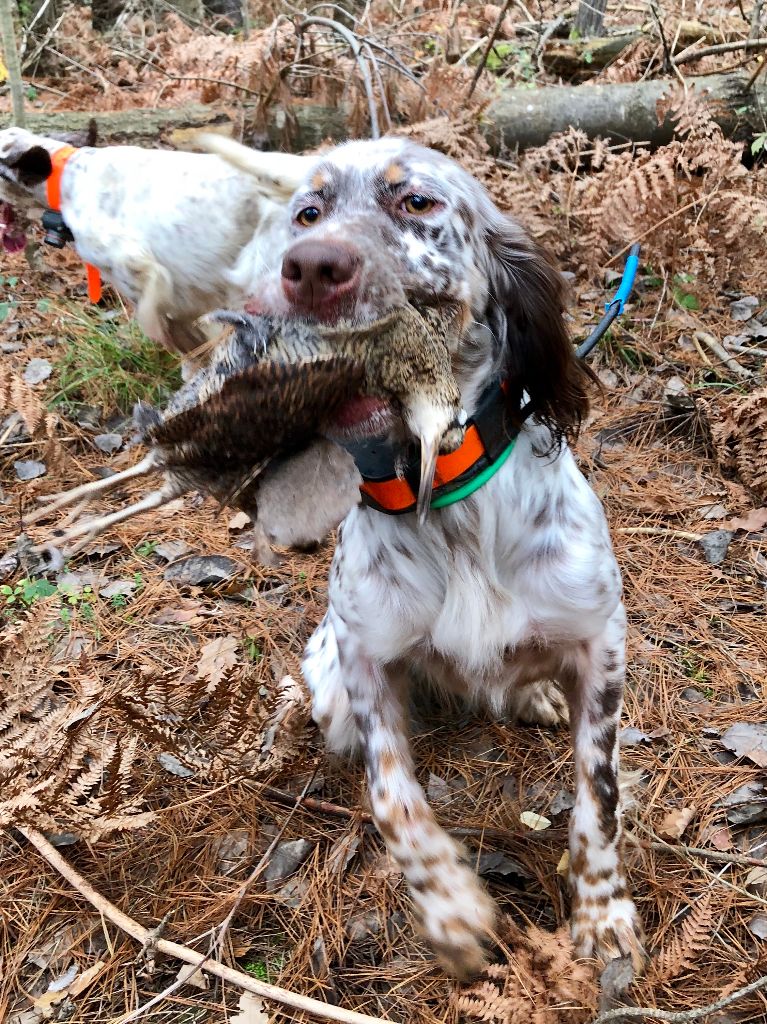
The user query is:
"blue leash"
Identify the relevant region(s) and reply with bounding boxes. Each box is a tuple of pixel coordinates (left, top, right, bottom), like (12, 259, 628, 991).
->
(576, 243, 640, 359)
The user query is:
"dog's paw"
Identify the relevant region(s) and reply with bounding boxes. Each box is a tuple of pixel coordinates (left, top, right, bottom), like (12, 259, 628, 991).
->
(411, 862, 498, 979)
(512, 679, 569, 728)
(571, 896, 646, 974)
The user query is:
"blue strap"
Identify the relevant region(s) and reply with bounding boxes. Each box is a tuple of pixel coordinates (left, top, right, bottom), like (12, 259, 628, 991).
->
(607, 244, 640, 314)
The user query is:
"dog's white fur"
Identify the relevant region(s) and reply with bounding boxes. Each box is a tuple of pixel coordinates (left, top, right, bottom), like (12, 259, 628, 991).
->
(0, 127, 311, 361)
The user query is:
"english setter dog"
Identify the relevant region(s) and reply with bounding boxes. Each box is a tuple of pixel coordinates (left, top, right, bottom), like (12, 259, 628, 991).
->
(0, 128, 310, 364)
(249, 136, 645, 977)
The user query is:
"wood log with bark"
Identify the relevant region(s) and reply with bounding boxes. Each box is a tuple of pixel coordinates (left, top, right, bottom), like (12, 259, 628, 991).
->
(2, 73, 765, 153)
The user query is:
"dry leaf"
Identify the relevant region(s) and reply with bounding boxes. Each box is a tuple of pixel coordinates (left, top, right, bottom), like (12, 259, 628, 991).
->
(196, 635, 239, 687)
(745, 866, 767, 892)
(520, 811, 551, 831)
(229, 511, 251, 530)
(658, 806, 695, 841)
(723, 507, 767, 533)
(230, 992, 270, 1023)
(32, 961, 105, 1011)
(720, 722, 767, 767)
(175, 963, 210, 990)
(556, 850, 570, 876)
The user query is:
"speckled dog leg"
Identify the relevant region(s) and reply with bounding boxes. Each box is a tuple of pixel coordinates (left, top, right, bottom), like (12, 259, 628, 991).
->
(565, 603, 645, 971)
(335, 635, 496, 978)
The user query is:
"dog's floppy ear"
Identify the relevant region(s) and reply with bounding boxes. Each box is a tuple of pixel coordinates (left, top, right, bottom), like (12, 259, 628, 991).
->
(12, 145, 53, 187)
(481, 209, 595, 447)
(0, 128, 53, 188)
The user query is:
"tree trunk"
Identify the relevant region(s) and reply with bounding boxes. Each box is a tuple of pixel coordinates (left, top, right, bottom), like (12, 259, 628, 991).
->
(1, 0, 25, 126)
(574, 0, 608, 37)
(2, 73, 766, 153)
(91, 0, 124, 32)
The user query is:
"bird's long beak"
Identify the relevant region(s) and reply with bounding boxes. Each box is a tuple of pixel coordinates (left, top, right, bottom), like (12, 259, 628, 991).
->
(416, 435, 439, 525)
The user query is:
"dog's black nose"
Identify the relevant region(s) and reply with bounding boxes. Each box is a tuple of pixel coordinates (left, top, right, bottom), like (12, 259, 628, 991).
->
(281, 239, 361, 317)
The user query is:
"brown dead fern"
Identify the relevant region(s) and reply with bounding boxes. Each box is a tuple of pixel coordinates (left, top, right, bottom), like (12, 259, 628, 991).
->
(710, 386, 767, 500)
(649, 892, 714, 985)
(0, 365, 45, 435)
(454, 919, 597, 1024)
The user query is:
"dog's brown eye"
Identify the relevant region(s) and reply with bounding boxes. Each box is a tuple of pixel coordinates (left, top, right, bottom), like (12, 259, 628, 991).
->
(402, 194, 435, 215)
(296, 206, 321, 227)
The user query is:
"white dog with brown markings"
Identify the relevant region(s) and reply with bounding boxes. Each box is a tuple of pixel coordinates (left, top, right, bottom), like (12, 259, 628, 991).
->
(0, 127, 311, 364)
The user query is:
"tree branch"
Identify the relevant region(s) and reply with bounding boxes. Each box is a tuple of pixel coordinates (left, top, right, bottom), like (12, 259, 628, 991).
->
(589, 974, 767, 1023)
(18, 826, 388, 1024)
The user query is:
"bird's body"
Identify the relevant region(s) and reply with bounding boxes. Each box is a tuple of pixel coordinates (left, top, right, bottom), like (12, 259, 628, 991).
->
(28, 301, 466, 560)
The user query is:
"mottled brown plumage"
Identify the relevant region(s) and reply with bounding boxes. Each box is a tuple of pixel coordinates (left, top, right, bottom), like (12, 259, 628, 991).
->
(27, 301, 465, 560)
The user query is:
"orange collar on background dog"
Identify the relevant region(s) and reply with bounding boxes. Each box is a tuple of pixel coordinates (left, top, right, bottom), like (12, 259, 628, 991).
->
(46, 146, 102, 304)
(345, 380, 520, 516)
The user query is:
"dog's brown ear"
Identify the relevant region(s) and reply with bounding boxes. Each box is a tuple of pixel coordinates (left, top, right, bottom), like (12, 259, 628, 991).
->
(12, 145, 53, 187)
(481, 211, 595, 447)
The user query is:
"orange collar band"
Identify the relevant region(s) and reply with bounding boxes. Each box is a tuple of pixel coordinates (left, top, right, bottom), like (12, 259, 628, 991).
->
(346, 380, 520, 516)
(45, 146, 102, 304)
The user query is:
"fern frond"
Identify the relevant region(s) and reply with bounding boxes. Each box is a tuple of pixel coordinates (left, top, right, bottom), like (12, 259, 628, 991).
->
(651, 892, 713, 983)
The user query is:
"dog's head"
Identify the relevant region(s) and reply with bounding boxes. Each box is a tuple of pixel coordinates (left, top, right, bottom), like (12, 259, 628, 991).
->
(0, 124, 97, 254)
(0, 127, 57, 253)
(254, 136, 593, 444)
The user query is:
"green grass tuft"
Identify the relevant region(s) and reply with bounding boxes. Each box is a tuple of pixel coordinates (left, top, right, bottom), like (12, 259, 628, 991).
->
(48, 304, 182, 415)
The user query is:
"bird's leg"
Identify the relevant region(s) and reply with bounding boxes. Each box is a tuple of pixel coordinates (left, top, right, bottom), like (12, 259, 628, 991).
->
(47, 481, 183, 555)
(24, 454, 158, 525)
(407, 399, 467, 525)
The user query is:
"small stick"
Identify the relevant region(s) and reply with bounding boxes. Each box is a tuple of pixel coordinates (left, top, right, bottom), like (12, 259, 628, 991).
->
(467, 0, 513, 99)
(616, 526, 702, 542)
(674, 35, 767, 66)
(118, 771, 319, 1024)
(588, 973, 767, 1023)
(25, 454, 157, 525)
(299, 16, 380, 139)
(643, 838, 767, 870)
(694, 330, 752, 380)
(752, 0, 765, 38)
(19, 827, 389, 1024)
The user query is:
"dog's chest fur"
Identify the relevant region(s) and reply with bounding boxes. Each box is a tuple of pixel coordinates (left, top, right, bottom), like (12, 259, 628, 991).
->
(330, 422, 621, 692)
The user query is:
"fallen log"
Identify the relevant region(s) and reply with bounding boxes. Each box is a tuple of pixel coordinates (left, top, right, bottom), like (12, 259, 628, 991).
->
(0, 104, 233, 144)
(485, 71, 767, 149)
(2, 72, 765, 152)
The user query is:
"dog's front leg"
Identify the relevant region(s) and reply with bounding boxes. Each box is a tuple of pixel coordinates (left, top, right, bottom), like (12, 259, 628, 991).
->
(565, 602, 645, 971)
(334, 632, 497, 978)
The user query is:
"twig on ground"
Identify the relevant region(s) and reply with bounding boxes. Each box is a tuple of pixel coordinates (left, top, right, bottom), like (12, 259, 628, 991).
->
(588, 973, 767, 1023)
(110, 42, 265, 99)
(674, 36, 767, 66)
(649, 0, 673, 73)
(467, 0, 513, 99)
(617, 527, 702, 542)
(19, 826, 389, 1024)
(745, 54, 767, 88)
(751, 0, 765, 39)
(118, 771, 319, 1024)
(535, 14, 565, 74)
(694, 330, 752, 379)
(299, 16, 380, 138)
(626, 832, 767, 869)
